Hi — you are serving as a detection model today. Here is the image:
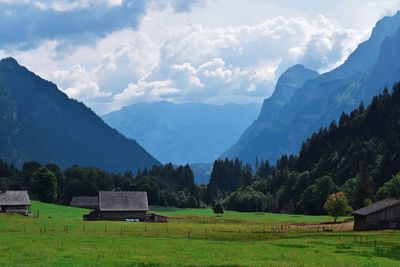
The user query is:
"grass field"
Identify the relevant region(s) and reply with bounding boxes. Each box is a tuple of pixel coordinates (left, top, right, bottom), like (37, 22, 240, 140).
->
(0, 202, 400, 266)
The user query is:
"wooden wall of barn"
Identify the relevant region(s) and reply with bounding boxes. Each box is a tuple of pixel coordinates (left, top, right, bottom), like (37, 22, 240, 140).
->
(0, 205, 29, 216)
(354, 204, 400, 231)
(98, 211, 147, 221)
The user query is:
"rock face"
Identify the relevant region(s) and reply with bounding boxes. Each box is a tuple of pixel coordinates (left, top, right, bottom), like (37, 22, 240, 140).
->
(103, 102, 261, 164)
(223, 11, 400, 164)
(0, 58, 160, 172)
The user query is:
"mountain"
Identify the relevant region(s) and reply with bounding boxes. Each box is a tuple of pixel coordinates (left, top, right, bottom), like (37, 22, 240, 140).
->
(223, 84, 400, 214)
(190, 162, 213, 184)
(102, 102, 261, 164)
(223, 64, 319, 161)
(224, 11, 400, 164)
(0, 58, 159, 172)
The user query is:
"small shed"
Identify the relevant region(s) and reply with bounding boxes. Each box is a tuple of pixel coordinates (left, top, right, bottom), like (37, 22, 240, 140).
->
(352, 198, 400, 231)
(147, 212, 168, 222)
(84, 191, 149, 221)
(0, 191, 30, 216)
(70, 196, 99, 209)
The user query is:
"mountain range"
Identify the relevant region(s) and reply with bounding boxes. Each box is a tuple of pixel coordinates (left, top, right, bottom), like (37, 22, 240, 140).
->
(0, 58, 159, 173)
(103, 102, 261, 164)
(224, 11, 400, 164)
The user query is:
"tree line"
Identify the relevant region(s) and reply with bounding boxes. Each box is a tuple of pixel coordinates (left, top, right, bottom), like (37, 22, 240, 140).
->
(0, 161, 203, 208)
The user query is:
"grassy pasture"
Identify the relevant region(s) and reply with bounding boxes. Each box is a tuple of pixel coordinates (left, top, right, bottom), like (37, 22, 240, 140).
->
(0, 202, 399, 266)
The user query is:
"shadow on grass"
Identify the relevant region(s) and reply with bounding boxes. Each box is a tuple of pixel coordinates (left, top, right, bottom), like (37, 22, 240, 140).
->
(371, 246, 400, 260)
(274, 243, 308, 249)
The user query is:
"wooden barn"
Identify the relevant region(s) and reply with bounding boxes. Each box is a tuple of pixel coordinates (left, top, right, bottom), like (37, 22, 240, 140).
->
(147, 212, 168, 222)
(0, 191, 30, 216)
(70, 196, 99, 209)
(84, 191, 149, 221)
(352, 199, 400, 231)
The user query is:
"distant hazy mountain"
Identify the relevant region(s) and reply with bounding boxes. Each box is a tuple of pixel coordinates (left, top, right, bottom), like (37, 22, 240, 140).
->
(224, 11, 400, 164)
(103, 102, 261, 164)
(0, 58, 159, 172)
(190, 163, 213, 184)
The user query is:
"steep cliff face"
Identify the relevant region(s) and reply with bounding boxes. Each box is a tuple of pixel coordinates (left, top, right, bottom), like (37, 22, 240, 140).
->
(224, 11, 400, 164)
(0, 58, 160, 172)
(258, 64, 320, 122)
(222, 64, 319, 161)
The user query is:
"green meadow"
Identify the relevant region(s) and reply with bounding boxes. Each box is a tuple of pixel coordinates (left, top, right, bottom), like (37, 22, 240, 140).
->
(0, 201, 399, 266)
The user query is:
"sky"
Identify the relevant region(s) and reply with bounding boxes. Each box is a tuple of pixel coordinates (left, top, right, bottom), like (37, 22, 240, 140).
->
(1, 0, 400, 114)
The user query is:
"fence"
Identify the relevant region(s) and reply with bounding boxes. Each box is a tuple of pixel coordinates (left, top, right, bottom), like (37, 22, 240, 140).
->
(0, 220, 389, 246)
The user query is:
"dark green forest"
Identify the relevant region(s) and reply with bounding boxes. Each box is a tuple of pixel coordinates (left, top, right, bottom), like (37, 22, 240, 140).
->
(0, 161, 202, 208)
(212, 84, 400, 214)
(1, 84, 400, 215)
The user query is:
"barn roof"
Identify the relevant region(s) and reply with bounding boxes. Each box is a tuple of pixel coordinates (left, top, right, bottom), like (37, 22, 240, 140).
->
(0, 191, 30, 206)
(352, 199, 400, 216)
(99, 191, 148, 212)
(70, 196, 99, 208)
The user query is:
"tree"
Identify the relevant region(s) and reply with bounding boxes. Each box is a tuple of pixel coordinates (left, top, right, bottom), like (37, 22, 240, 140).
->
(353, 163, 374, 209)
(31, 167, 58, 203)
(324, 192, 352, 223)
(211, 201, 224, 216)
(224, 187, 273, 212)
(0, 178, 6, 192)
(377, 173, 400, 200)
(298, 175, 338, 214)
(186, 195, 199, 208)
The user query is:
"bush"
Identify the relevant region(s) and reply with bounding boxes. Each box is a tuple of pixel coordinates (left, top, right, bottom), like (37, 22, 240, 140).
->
(224, 187, 273, 212)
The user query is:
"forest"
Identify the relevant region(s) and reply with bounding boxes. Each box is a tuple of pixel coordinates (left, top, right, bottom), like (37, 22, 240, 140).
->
(0, 161, 202, 208)
(212, 84, 400, 214)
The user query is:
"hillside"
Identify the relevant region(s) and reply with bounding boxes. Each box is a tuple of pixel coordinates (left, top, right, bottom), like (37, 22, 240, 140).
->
(103, 102, 261, 164)
(224, 11, 400, 164)
(0, 58, 159, 173)
(221, 84, 400, 215)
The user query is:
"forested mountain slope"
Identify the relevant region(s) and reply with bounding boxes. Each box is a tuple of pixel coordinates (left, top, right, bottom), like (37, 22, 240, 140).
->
(0, 58, 159, 173)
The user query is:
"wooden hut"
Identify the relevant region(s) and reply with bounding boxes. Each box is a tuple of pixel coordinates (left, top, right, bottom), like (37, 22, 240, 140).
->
(0, 191, 30, 216)
(84, 191, 149, 221)
(70, 196, 99, 209)
(352, 199, 400, 231)
(147, 212, 168, 222)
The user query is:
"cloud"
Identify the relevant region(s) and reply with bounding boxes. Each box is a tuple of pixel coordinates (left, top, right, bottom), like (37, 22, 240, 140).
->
(0, 0, 146, 49)
(51, 64, 112, 100)
(102, 11, 366, 112)
(1, 0, 399, 114)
